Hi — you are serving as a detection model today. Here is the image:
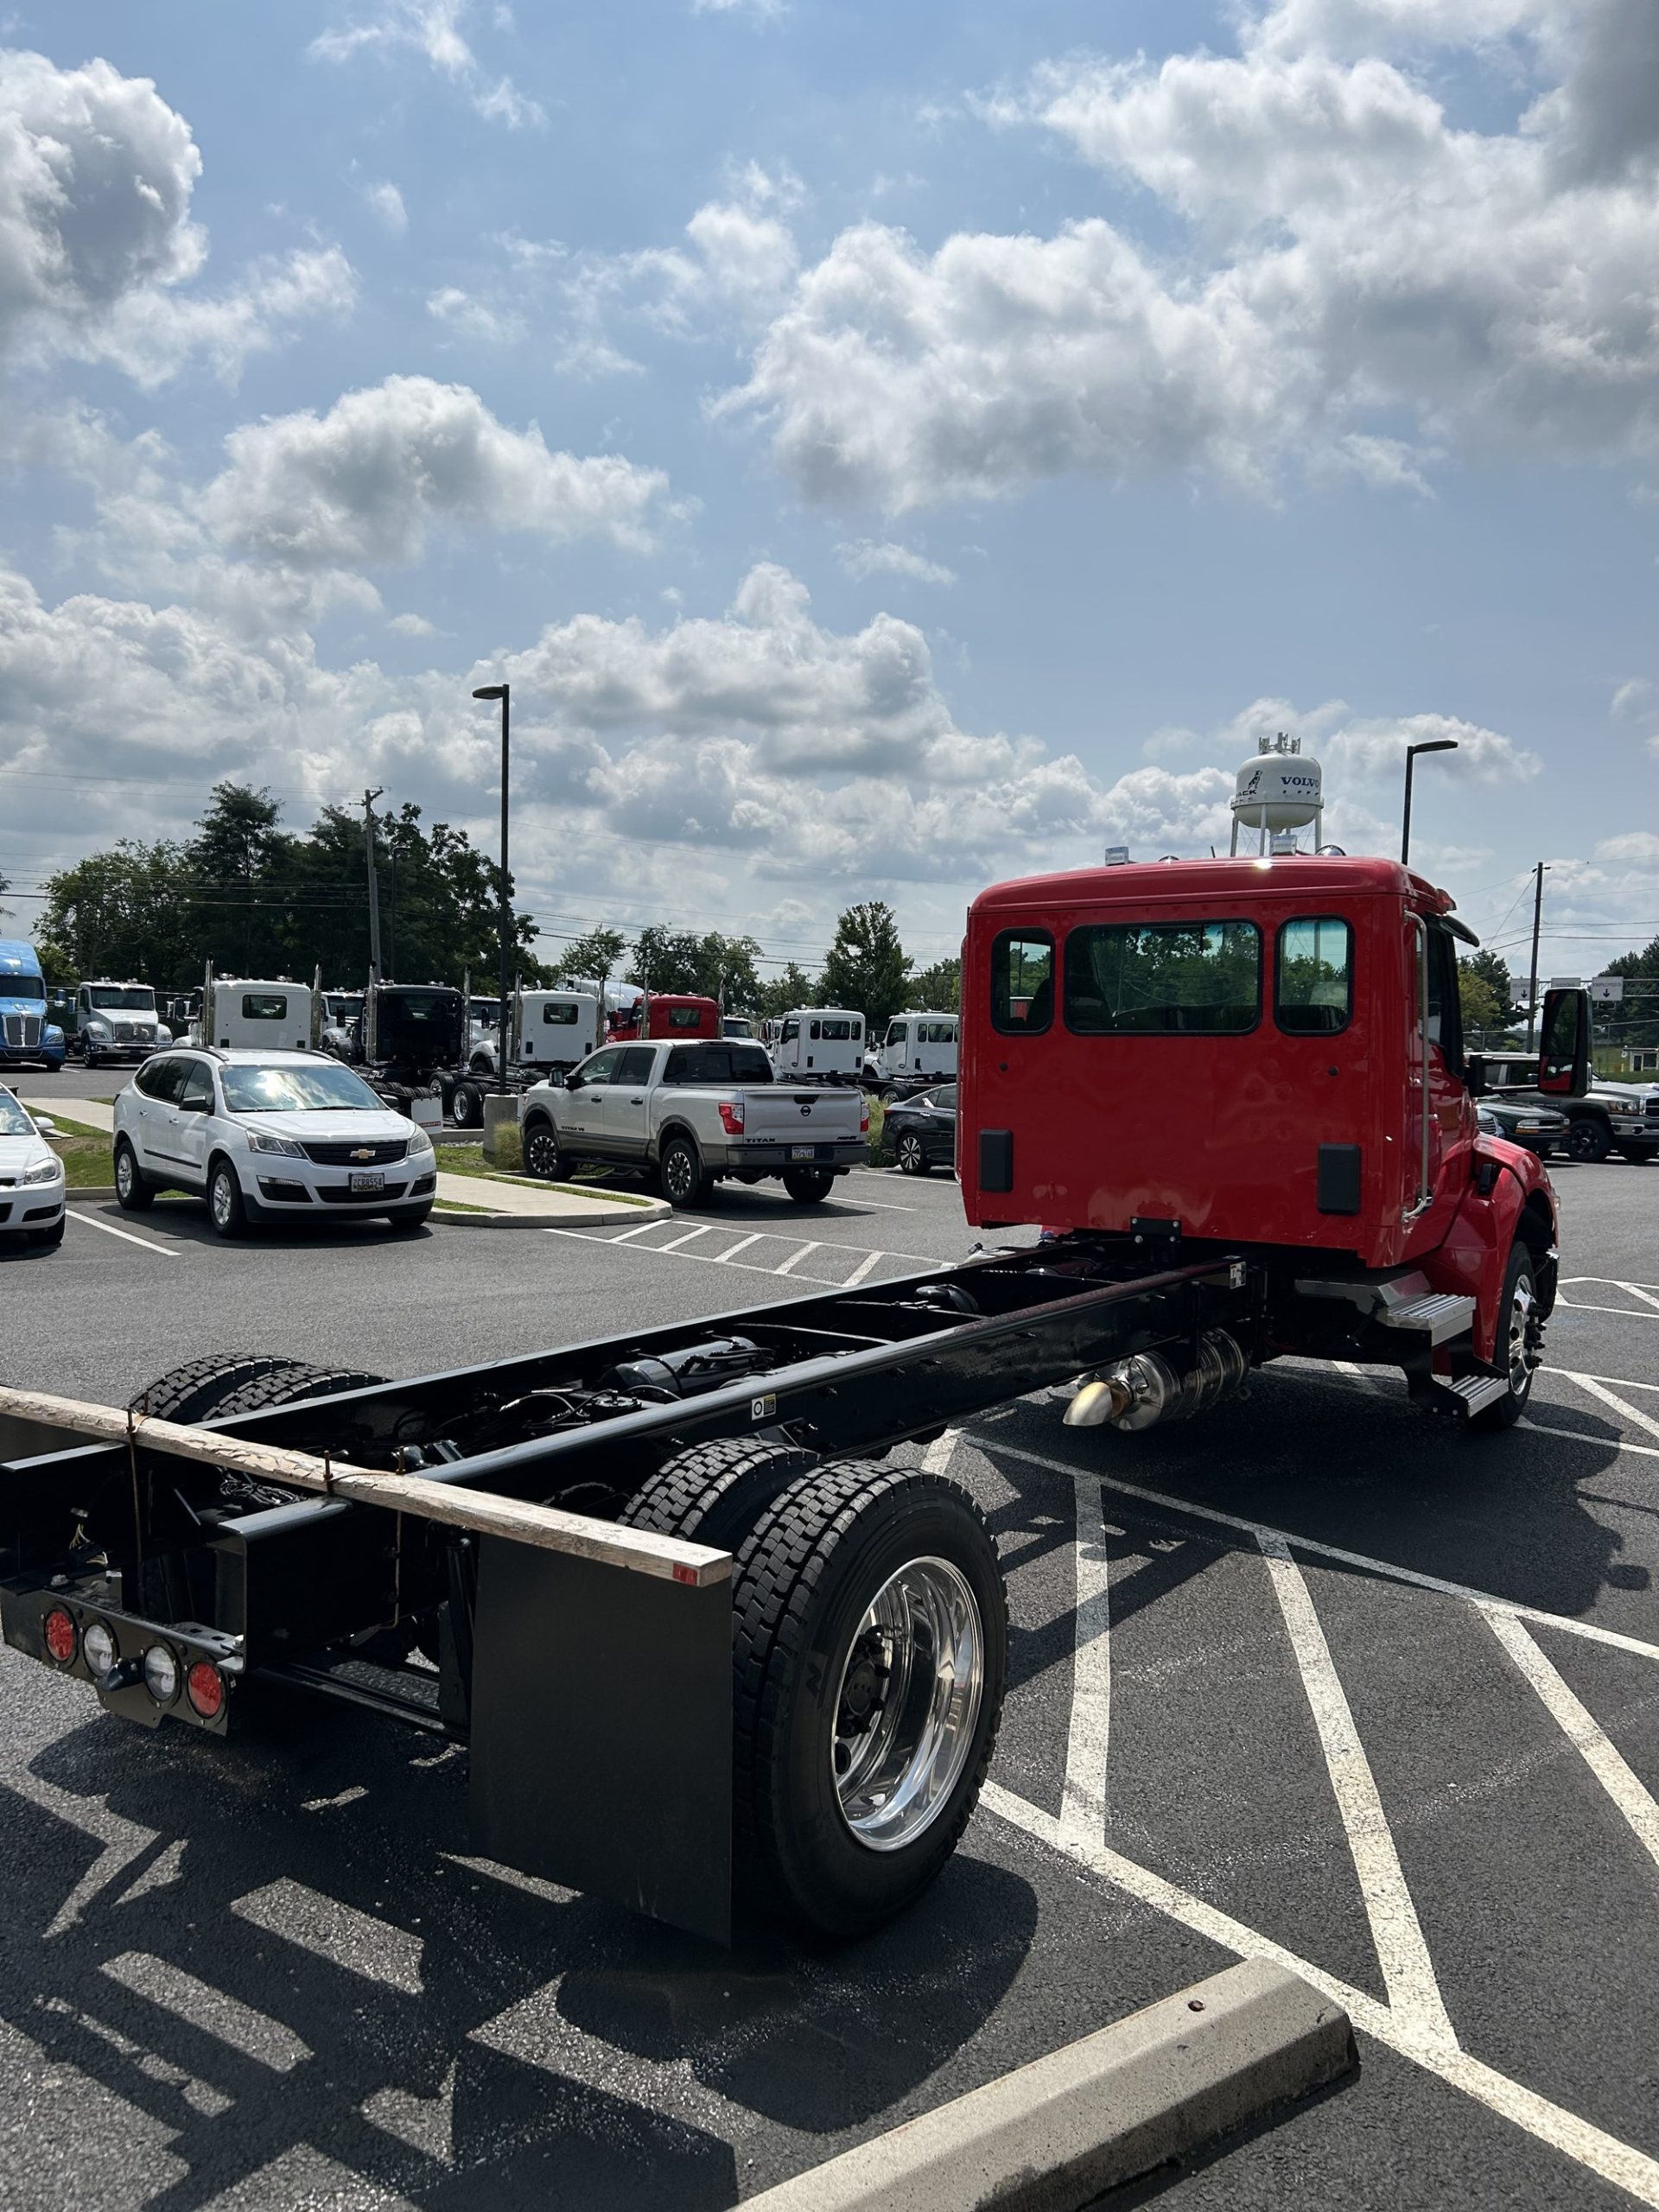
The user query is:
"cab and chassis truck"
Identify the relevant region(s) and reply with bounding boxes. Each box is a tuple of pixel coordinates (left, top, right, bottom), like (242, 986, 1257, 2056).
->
(0, 857, 1576, 1945)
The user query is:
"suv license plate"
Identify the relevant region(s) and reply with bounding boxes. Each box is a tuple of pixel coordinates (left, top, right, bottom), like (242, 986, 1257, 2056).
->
(350, 1171, 386, 1194)
(790, 1145, 816, 1162)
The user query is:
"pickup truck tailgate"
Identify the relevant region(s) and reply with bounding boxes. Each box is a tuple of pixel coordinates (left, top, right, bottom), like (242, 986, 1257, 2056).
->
(741, 1087, 862, 1143)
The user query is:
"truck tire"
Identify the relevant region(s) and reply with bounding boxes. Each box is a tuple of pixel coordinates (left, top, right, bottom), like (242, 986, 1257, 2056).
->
(1473, 1244, 1539, 1433)
(619, 1437, 816, 1551)
(113, 1138, 156, 1212)
(449, 1080, 483, 1129)
(782, 1167, 834, 1205)
(731, 1459, 1007, 1937)
(661, 1135, 713, 1209)
(129, 1355, 387, 1426)
(522, 1116, 569, 1182)
(1567, 1116, 1611, 1164)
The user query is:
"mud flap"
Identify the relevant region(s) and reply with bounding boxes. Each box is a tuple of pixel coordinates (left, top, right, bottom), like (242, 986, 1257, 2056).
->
(467, 1535, 733, 1944)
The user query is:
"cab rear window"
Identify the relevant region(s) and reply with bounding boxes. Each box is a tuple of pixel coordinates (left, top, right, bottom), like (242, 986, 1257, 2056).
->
(1276, 918, 1353, 1034)
(1064, 922, 1260, 1034)
(990, 931, 1054, 1033)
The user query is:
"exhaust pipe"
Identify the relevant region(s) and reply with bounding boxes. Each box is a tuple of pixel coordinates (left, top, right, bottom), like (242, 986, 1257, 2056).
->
(1064, 1330, 1249, 1431)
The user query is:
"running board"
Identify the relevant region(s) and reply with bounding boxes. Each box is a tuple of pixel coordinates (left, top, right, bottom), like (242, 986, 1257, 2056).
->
(1433, 1373, 1510, 1419)
(1374, 1291, 1476, 1344)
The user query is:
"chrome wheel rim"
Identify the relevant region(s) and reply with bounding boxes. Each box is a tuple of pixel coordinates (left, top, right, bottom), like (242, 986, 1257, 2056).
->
(832, 1555, 983, 1853)
(116, 1149, 133, 1198)
(899, 1135, 922, 1172)
(526, 1129, 554, 1175)
(664, 1148, 692, 1200)
(212, 1173, 235, 1227)
(1505, 1272, 1536, 1396)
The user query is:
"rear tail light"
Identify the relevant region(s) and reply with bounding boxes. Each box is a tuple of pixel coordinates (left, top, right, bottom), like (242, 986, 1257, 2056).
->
(143, 1644, 180, 1705)
(861, 1099, 870, 1135)
(43, 1607, 77, 1664)
(719, 1100, 745, 1135)
(186, 1661, 225, 1719)
(82, 1620, 117, 1677)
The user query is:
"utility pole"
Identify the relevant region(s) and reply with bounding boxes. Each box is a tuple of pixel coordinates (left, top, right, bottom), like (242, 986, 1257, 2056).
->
(471, 683, 511, 1093)
(362, 789, 384, 985)
(1525, 861, 1548, 1051)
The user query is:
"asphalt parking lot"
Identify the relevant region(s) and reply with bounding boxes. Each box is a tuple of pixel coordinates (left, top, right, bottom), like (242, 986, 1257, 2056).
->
(3, 1135, 1659, 2209)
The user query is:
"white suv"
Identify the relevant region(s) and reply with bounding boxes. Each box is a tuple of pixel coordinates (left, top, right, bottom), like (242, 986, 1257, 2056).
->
(112, 1049, 437, 1237)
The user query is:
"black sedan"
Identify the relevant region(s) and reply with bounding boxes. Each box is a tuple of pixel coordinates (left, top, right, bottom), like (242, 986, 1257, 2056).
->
(881, 1084, 957, 1175)
(1478, 1098, 1567, 1159)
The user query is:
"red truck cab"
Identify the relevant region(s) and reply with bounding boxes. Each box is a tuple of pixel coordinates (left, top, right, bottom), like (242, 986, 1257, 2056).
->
(607, 995, 721, 1042)
(961, 855, 1564, 1376)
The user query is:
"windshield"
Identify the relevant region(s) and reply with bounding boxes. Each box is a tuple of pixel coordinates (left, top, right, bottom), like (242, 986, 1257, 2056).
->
(0, 1090, 36, 1135)
(220, 1063, 385, 1115)
(327, 996, 363, 1019)
(1, 973, 45, 1003)
(89, 987, 156, 1010)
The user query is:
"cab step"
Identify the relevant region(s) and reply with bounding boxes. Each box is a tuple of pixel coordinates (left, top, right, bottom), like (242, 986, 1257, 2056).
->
(1374, 1290, 1477, 1344)
(1433, 1372, 1511, 1419)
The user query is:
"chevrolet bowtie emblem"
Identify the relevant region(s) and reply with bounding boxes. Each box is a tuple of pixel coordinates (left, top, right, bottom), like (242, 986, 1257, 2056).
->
(351, 1147, 375, 1160)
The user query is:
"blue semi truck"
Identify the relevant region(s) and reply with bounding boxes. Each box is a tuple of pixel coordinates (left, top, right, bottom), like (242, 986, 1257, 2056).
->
(0, 942, 66, 1073)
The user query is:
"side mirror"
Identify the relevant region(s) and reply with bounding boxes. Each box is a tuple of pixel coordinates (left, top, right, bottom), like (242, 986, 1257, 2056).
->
(562, 1070, 579, 1090)
(550, 1068, 568, 1088)
(1538, 988, 1590, 1097)
(32, 1116, 58, 1137)
(1465, 1052, 1488, 1100)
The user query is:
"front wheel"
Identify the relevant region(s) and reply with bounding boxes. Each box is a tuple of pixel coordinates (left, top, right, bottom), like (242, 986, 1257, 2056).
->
(1567, 1116, 1611, 1164)
(1473, 1245, 1540, 1431)
(782, 1167, 834, 1204)
(896, 1132, 929, 1177)
(114, 1139, 156, 1212)
(523, 1119, 569, 1183)
(207, 1159, 249, 1239)
(732, 1461, 1007, 1937)
(660, 1136, 712, 1209)
(449, 1080, 482, 1129)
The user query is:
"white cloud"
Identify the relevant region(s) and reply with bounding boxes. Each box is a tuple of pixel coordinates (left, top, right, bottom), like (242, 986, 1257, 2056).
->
(727, 3, 1659, 509)
(388, 611, 437, 636)
(426, 284, 524, 344)
(309, 0, 543, 128)
(199, 375, 673, 568)
(1595, 832, 1659, 866)
(837, 540, 957, 585)
(0, 50, 353, 386)
(1611, 677, 1656, 721)
(364, 180, 408, 234)
(692, 0, 787, 18)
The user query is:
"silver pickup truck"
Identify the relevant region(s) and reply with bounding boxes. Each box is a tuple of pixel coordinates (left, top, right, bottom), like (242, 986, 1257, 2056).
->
(520, 1038, 868, 1206)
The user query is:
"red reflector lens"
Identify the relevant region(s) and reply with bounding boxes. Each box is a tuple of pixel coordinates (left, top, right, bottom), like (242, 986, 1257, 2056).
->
(43, 1607, 77, 1664)
(186, 1661, 225, 1719)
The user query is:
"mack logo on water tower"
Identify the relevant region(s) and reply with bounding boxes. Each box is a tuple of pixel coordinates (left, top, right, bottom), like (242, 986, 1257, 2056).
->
(1230, 732, 1324, 856)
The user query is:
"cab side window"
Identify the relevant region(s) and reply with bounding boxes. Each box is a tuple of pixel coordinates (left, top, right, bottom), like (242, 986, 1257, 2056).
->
(614, 1047, 657, 1086)
(576, 1047, 623, 1086)
(782, 1018, 799, 1044)
(1275, 918, 1353, 1034)
(178, 1063, 215, 1111)
(1425, 924, 1464, 1073)
(137, 1057, 186, 1102)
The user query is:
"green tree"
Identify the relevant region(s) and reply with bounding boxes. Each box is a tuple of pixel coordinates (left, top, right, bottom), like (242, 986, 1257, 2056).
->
(627, 925, 704, 995)
(1458, 960, 1504, 1037)
(820, 900, 912, 1032)
(550, 927, 627, 991)
(753, 962, 818, 1020)
(1605, 939, 1659, 1051)
(910, 956, 961, 1013)
(40, 841, 196, 985)
(695, 931, 764, 1009)
(1463, 947, 1522, 1027)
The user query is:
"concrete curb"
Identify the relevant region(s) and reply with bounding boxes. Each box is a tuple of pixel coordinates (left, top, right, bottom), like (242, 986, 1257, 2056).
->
(741, 1959, 1355, 2212)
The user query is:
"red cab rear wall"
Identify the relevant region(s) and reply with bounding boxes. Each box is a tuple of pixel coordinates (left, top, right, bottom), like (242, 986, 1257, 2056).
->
(960, 855, 1473, 1271)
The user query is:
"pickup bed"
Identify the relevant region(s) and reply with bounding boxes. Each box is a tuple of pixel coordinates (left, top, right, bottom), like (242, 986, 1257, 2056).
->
(521, 1038, 868, 1205)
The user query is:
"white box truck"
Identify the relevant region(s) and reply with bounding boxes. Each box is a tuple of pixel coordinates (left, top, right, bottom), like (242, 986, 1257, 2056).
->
(772, 1007, 865, 1081)
(192, 976, 318, 1053)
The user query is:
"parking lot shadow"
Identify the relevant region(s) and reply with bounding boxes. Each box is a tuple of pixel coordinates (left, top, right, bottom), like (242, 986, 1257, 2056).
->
(6, 1686, 1036, 2207)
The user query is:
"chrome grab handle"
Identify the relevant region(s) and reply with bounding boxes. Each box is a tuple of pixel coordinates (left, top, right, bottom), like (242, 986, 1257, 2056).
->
(1403, 914, 1434, 1223)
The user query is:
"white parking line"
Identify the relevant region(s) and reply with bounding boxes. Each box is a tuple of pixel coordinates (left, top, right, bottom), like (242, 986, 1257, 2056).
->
(1521, 1420, 1659, 1462)
(1059, 1473, 1112, 1846)
(609, 1219, 671, 1243)
(1482, 1609, 1659, 1878)
(772, 1242, 819, 1276)
(1259, 1533, 1453, 2044)
(712, 1233, 765, 1263)
(654, 1224, 713, 1253)
(982, 1784, 1659, 2208)
(978, 1439, 1659, 1665)
(1565, 1374, 1659, 1446)
(66, 1210, 181, 1258)
(843, 1249, 884, 1287)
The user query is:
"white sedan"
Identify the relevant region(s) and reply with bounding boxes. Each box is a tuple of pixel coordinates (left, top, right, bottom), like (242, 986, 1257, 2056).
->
(0, 1087, 66, 1249)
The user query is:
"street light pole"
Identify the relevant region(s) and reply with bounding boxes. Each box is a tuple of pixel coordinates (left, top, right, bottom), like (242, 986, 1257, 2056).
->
(1401, 738, 1459, 866)
(472, 683, 511, 1093)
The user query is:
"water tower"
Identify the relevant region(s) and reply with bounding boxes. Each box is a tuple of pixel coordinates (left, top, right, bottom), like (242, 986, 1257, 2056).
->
(1230, 733, 1324, 855)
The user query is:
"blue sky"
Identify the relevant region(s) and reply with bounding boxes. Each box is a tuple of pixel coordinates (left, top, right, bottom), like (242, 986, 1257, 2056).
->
(1, 0, 1656, 987)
